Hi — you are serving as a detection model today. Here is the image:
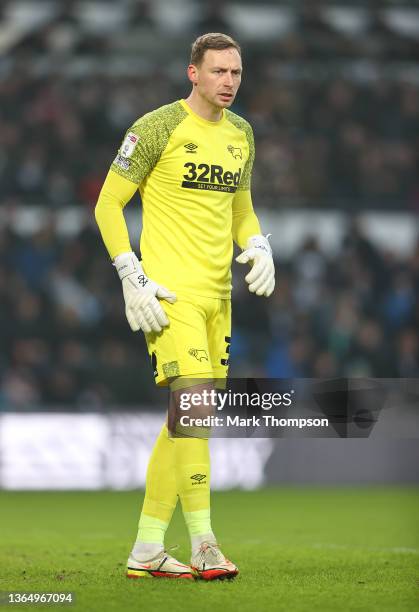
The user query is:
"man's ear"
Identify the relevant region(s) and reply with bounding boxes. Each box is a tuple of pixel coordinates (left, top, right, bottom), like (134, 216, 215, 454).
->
(187, 64, 198, 86)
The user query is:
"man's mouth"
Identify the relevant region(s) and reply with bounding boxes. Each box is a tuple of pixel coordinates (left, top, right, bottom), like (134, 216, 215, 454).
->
(219, 92, 233, 100)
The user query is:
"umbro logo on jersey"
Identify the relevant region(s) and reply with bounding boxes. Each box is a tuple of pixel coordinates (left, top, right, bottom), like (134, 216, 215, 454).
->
(184, 142, 198, 153)
(227, 145, 242, 159)
(191, 474, 206, 484)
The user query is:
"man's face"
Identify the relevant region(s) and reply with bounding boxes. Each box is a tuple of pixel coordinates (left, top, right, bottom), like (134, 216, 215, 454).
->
(189, 48, 242, 109)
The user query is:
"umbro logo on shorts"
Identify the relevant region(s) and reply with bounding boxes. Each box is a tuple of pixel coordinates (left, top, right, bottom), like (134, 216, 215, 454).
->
(184, 142, 198, 153)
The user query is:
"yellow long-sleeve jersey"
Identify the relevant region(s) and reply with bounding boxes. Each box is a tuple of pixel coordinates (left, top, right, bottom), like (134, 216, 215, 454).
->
(95, 99, 260, 298)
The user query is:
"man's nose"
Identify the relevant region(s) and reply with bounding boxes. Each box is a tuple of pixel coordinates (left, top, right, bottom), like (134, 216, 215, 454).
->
(223, 72, 234, 88)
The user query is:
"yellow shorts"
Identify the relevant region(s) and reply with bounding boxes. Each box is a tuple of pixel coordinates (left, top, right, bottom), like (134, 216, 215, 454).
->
(145, 293, 231, 386)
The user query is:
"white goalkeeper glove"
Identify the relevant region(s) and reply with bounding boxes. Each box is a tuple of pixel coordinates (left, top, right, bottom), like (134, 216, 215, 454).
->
(236, 234, 275, 297)
(114, 252, 176, 333)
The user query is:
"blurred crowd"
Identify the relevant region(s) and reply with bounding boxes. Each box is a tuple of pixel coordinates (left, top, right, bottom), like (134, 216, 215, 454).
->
(1, 1, 419, 407)
(1, 71, 418, 211)
(1, 220, 418, 408)
(6, 1, 419, 62)
(1, 2, 419, 210)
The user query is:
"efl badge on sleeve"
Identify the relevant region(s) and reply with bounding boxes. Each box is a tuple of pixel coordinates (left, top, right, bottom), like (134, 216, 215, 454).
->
(121, 132, 139, 158)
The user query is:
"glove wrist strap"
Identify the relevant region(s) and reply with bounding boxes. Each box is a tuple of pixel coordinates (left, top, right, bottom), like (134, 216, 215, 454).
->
(247, 234, 272, 255)
(114, 252, 144, 280)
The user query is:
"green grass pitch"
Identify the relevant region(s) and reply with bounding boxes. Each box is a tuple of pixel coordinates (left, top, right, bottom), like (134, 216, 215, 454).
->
(0, 488, 418, 611)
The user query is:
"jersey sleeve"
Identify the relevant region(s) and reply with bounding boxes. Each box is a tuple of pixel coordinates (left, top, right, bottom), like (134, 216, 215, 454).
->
(110, 103, 188, 185)
(110, 114, 167, 185)
(232, 190, 261, 248)
(94, 170, 138, 259)
(226, 111, 255, 192)
(238, 121, 255, 192)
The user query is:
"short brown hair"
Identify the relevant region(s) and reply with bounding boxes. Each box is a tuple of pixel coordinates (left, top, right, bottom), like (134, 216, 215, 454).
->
(190, 33, 241, 66)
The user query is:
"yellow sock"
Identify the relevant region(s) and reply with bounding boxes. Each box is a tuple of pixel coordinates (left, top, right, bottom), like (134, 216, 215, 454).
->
(174, 437, 213, 538)
(136, 423, 177, 547)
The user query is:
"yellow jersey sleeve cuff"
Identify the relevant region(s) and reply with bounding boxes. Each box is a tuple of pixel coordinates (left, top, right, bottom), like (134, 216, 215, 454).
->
(94, 170, 138, 260)
(232, 190, 261, 249)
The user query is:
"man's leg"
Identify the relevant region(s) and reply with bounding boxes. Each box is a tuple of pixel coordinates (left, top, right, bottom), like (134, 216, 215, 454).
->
(184, 296, 231, 553)
(180, 298, 236, 579)
(169, 384, 215, 550)
(131, 422, 177, 559)
(127, 422, 193, 579)
(169, 380, 238, 580)
(130, 294, 235, 578)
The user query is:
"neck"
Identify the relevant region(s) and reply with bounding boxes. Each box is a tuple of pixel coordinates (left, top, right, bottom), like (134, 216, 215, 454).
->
(184, 90, 223, 122)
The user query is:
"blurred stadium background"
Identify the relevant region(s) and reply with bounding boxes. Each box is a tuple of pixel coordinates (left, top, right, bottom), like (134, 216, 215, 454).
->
(0, 0, 418, 490)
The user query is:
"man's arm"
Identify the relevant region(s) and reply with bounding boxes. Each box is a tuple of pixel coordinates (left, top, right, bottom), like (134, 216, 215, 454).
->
(232, 125, 275, 298)
(95, 118, 160, 259)
(231, 190, 261, 249)
(94, 170, 137, 259)
(233, 191, 275, 297)
(94, 122, 176, 333)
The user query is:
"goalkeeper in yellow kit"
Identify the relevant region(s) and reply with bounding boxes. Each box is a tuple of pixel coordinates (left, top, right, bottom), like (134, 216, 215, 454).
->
(95, 33, 275, 580)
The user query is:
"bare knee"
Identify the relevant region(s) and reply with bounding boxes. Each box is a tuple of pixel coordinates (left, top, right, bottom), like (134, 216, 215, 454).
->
(168, 380, 216, 436)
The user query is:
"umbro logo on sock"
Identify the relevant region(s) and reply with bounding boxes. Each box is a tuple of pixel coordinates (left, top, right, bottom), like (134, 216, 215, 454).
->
(190, 473, 206, 484)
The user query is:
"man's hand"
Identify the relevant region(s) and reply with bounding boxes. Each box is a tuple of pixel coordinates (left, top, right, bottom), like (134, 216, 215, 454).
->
(236, 234, 275, 297)
(114, 252, 177, 333)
